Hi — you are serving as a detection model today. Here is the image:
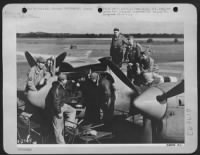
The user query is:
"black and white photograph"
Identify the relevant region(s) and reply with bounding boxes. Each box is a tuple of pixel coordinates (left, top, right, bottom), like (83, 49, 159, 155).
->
(3, 4, 197, 154)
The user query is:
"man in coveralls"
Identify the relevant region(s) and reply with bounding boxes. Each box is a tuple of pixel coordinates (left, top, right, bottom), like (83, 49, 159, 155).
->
(125, 36, 143, 84)
(110, 28, 128, 68)
(25, 56, 50, 91)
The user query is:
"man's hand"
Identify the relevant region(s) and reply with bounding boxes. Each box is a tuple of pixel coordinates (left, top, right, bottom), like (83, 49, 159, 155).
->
(21, 112, 32, 119)
(136, 63, 141, 75)
(39, 78, 45, 85)
(45, 72, 51, 79)
(128, 63, 133, 66)
(136, 63, 139, 67)
(57, 113, 63, 119)
(140, 64, 145, 73)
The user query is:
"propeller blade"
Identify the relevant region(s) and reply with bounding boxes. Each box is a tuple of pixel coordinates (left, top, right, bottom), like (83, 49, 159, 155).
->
(99, 57, 140, 95)
(55, 52, 67, 67)
(157, 79, 184, 102)
(25, 51, 37, 67)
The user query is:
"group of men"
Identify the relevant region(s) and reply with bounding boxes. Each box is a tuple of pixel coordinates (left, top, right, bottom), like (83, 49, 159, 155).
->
(22, 27, 164, 144)
(110, 27, 163, 86)
(24, 56, 77, 144)
(24, 54, 113, 144)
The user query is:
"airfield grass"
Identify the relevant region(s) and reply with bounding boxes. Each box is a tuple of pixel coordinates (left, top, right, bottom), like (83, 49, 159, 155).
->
(17, 38, 183, 61)
(17, 38, 184, 90)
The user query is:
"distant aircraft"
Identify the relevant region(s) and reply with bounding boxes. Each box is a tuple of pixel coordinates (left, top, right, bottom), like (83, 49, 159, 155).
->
(17, 51, 184, 143)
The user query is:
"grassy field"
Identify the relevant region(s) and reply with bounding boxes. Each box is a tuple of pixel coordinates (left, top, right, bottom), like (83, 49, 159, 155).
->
(17, 38, 184, 90)
(17, 38, 184, 62)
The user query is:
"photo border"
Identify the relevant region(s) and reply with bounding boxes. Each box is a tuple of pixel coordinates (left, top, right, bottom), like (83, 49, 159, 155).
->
(2, 2, 199, 154)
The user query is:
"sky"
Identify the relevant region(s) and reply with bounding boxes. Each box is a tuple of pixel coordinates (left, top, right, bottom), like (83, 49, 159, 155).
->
(14, 4, 184, 34)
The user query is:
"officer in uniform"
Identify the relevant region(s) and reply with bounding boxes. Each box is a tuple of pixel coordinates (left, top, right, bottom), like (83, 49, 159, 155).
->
(110, 28, 128, 68)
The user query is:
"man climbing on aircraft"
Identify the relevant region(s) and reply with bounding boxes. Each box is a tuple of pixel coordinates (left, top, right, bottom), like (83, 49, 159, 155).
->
(125, 35, 143, 83)
(110, 28, 128, 68)
(25, 56, 50, 91)
(136, 51, 177, 86)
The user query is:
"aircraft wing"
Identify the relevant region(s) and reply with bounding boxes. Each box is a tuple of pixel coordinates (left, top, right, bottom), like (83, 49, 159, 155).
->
(17, 50, 100, 68)
(64, 57, 101, 68)
(17, 50, 95, 64)
(73, 63, 107, 72)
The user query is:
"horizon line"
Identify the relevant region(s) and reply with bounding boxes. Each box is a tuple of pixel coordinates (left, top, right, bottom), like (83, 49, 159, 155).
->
(17, 32, 184, 35)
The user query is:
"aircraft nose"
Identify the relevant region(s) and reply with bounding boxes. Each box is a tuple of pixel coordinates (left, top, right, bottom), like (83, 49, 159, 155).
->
(133, 87, 167, 120)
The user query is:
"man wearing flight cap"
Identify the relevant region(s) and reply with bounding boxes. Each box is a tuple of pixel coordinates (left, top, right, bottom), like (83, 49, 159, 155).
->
(45, 64, 76, 144)
(110, 28, 128, 68)
(25, 56, 50, 91)
(125, 35, 143, 82)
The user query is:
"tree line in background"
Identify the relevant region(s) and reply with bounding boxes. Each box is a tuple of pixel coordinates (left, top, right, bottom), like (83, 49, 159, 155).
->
(17, 32, 184, 38)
